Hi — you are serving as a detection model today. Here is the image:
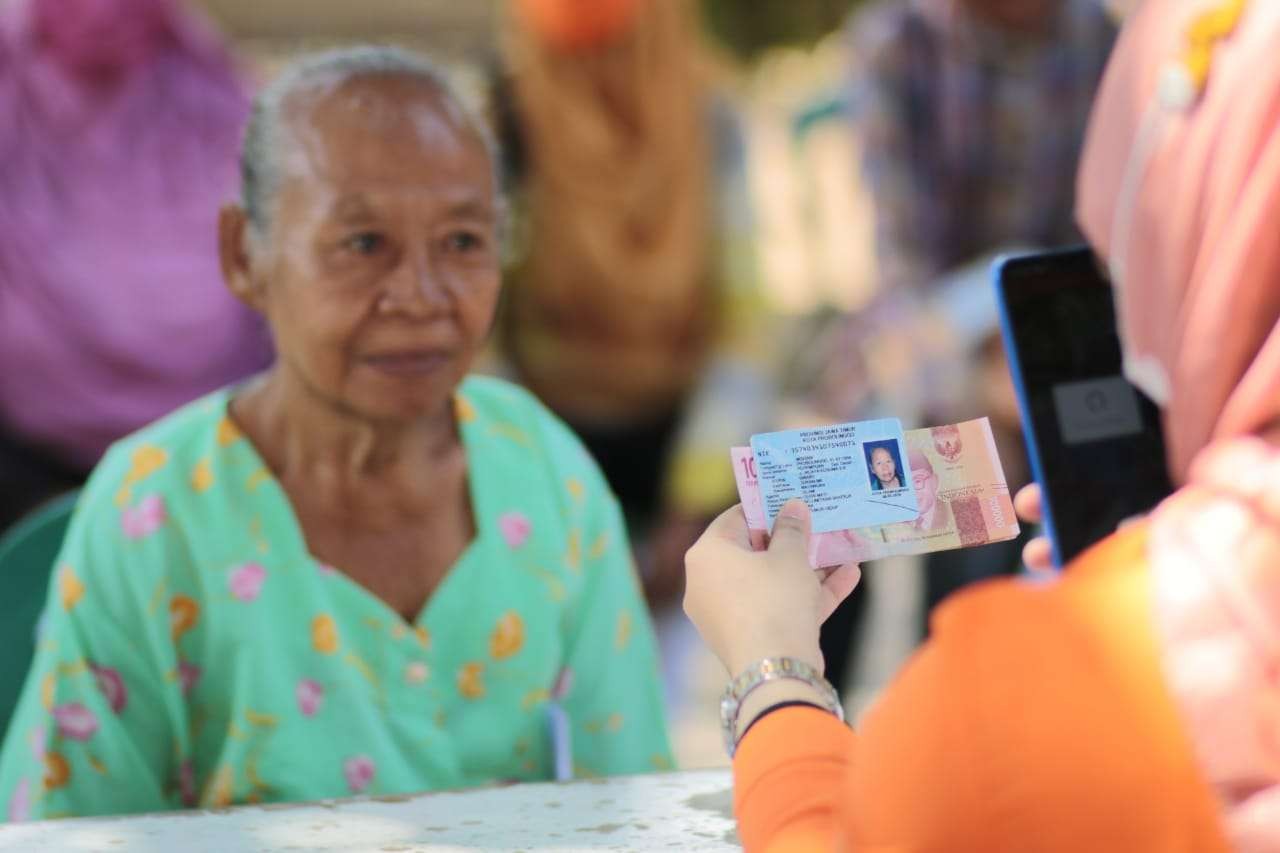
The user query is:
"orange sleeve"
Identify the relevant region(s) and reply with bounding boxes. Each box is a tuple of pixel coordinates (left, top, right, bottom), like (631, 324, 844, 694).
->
(733, 707, 855, 853)
(733, 526, 1232, 853)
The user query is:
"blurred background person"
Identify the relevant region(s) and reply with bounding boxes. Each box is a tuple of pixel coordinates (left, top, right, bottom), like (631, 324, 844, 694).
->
(810, 0, 1116, 675)
(496, 0, 773, 608)
(0, 0, 272, 533)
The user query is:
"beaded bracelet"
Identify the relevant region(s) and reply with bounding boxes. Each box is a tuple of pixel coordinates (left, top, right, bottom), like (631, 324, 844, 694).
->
(719, 657, 843, 757)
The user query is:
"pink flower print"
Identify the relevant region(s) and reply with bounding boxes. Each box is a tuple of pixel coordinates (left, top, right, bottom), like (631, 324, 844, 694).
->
(90, 664, 127, 714)
(178, 662, 202, 695)
(121, 494, 167, 539)
(52, 703, 99, 741)
(551, 666, 575, 701)
(343, 755, 375, 794)
(229, 562, 266, 602)
(317, 563, 338, 575)
(7, 778, 30, 823)
(178, 760, 197, 807)
(27, 726, 45, 764)
(498, 511, 532, 549)
(296, 679, 324, 717)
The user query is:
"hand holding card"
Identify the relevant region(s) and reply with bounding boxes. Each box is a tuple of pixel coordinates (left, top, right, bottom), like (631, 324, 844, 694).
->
(732, 417, 1020, 568)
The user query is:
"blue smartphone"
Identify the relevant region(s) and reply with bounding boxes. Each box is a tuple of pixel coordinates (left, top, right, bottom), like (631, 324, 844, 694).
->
(993, 248, 1173, 568)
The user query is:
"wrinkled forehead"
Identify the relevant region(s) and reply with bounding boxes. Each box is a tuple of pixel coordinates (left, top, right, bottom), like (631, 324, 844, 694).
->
(280, 76, 492, 201)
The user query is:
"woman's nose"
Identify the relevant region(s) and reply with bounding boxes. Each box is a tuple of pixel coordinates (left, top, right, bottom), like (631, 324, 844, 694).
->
(379, 250, 448, 316)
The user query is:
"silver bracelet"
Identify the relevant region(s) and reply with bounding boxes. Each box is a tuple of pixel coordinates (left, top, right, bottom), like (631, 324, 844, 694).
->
(719, 657, 843, 757)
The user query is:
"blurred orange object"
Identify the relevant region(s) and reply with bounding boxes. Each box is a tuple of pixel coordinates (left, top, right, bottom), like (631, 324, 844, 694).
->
(514, 0, 642, 51)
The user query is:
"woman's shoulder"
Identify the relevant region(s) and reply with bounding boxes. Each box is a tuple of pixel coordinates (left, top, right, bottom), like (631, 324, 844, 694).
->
(96, 387, 235, 475)
(80, 387, 237, 523)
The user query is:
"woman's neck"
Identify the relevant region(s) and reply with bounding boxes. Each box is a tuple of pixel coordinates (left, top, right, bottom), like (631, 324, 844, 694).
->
(232, 367, 459, 486)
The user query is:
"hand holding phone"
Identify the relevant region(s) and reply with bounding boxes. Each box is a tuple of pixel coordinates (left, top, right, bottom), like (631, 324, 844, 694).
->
(995, 249, 1173, 568)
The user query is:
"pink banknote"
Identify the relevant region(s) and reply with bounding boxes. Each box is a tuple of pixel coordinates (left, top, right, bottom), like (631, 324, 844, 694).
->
(732, 418, 1020, 568)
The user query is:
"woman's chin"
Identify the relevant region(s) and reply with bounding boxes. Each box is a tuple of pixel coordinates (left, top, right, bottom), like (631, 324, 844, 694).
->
(340, 385, 458, 425)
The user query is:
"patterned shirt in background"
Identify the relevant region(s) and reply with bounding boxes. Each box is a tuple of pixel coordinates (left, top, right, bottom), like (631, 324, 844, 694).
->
(849, 0, 1117, 293)
(0, 376, 672, 820)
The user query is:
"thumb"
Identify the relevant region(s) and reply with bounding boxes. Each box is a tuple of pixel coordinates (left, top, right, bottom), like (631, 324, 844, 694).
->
(768, 499, 811, 559)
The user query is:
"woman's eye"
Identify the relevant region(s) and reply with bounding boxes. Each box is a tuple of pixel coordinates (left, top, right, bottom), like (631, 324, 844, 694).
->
(343, 232, 385, 255)
(443, 231, 486, 254)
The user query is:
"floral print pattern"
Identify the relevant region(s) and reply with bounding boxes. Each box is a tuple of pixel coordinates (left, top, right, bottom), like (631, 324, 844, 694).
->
(170, 595, 199, 641)
(90, 665, 127, 714)
(343, 755, 376, 794)
(489, 612, 525, 660)
(311, 615, 339, 655)
(121, 494, 167, 539)
(228, 562, 266, 602)
(51, 703, 98, 741)
(498, 512, 532, 549)
(59, 566, 84, 611)
(296, 679, 324, 717)
(0, 377, 671, 820)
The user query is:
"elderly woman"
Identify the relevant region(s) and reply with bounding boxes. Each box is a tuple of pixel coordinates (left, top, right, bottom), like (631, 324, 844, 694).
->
(0, 46, 671, 820)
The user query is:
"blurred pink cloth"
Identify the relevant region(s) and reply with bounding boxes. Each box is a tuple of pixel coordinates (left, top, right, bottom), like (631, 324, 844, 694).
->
(1078, 2, 1280, 849)
(1077, 0, 1280, 481)
(0, 0, 270, 467)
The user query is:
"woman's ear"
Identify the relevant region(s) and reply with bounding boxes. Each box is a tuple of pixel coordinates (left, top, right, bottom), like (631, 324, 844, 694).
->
(218, 204, 266, 311)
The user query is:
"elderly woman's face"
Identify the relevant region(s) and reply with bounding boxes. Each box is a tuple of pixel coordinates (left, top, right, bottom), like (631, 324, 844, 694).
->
(252, 78, 500, 422)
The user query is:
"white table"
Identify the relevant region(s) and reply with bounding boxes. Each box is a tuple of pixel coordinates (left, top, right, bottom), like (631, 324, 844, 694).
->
(0, 769, 740, 852)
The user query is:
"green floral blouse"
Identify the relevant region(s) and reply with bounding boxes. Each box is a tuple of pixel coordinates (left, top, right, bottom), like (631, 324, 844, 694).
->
(0, 376, 672, 820)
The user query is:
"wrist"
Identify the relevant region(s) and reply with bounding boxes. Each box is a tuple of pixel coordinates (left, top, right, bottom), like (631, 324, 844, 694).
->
(719, 656, 843, 757)
(727, 646, 823, 680)
(734, 680, 836, 741)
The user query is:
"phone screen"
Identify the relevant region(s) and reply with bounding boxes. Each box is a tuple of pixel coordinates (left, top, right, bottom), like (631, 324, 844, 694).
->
(997, 249, 1173, 565)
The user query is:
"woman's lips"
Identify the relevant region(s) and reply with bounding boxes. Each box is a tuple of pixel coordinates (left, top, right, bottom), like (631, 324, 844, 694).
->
(363, 351, 450, 377)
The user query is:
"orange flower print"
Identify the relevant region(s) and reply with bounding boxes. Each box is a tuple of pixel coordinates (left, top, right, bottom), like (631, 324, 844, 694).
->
(59, 566, 84, 611)
(216, 416, 242, 447)
(614, 610, 633, 651)
(190, 459, 214, 493)
(43, 752, 70, 790)
(312, 615, 339, 655)
(39, 674, 55, 710)
(565, 531, 582, 573)
(205, 765, 233, 808)
(454, 394, 476, 424)
(489, 611, 525, 660)
(170, 596, 199, 642)
(413, 626, 431, 650)
(115, 445, 170, 506)
(457, 662, 485, 699)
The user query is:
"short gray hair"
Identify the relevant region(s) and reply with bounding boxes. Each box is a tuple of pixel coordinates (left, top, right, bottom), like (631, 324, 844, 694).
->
(240, 45, 499, 238)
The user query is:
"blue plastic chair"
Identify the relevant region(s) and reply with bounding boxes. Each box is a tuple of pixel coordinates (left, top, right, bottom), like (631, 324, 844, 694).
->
(0, 491, 78, 739)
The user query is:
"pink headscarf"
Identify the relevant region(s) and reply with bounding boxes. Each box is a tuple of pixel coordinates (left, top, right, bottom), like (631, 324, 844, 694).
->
(1077, 0, 1280, 482)
(1078, 3, 1280, 847)
(0, 0, 270, 466)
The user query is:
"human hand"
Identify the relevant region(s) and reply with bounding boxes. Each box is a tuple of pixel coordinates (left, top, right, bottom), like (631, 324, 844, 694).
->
(683, 499, 861, 677)
(1013, 483, 1054, 573)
